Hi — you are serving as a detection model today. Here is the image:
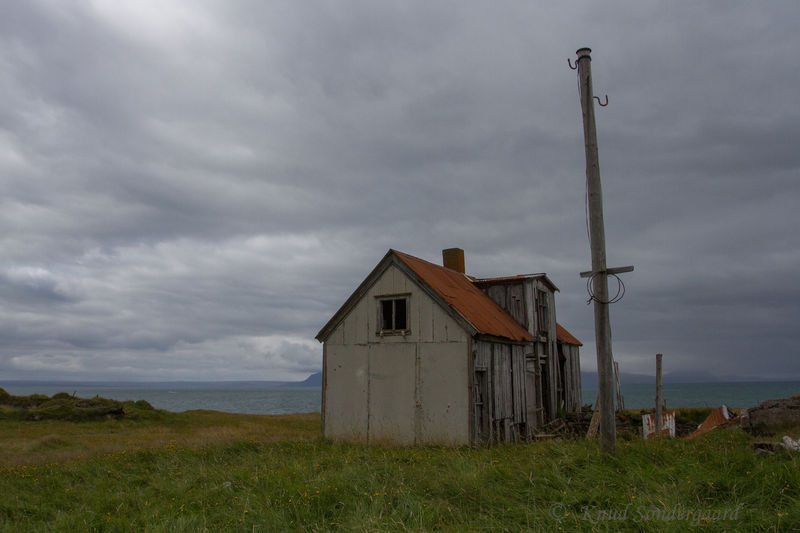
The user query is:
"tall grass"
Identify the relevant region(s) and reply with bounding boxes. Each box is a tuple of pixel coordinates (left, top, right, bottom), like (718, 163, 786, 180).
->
(0, 412, 798, 531)
(0, 410, 318, 467)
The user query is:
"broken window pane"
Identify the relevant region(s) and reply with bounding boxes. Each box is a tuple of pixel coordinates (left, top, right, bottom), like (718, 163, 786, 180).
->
(381, 299, 394, 331)
(394, 298, 407, 329)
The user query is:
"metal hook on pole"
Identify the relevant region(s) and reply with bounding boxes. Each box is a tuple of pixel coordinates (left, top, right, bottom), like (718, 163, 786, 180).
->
(567, 58, 578, 70)
(594, 95, 609, 107)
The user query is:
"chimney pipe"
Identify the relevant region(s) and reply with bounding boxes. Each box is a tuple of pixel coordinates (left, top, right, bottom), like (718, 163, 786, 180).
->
(442, 248, 465, 273)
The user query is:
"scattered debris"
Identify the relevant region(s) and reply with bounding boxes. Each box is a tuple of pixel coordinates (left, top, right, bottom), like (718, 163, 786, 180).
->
(564, 410, 594, 439)
(686, 405, 737, 440)
(643, 411, 676, 439)
(751, 436, 800, 456)
(782, 435, 800, 451)
(532, 412, 591, 440)
(530, 394, 800, 444)
(751, 441, 783, 456)
(544, 418, 565, 433)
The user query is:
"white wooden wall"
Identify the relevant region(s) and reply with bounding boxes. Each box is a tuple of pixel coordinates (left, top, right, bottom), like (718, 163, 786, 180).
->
(324, 264, 470, 445)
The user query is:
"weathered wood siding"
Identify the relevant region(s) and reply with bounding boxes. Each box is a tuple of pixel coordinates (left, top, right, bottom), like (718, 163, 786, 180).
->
(479, 277, 582, 421)
(473, 340, 527, 444)
(562, 343, 582, 413)
(484, 283, 527, 327)
(544, 281, 560, 419)
(323, 264, 470, 445)
(524, 349, 540, 432)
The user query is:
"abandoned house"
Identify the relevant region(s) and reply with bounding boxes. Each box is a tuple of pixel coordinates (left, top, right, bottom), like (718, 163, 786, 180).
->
(315, 248, 582, 446)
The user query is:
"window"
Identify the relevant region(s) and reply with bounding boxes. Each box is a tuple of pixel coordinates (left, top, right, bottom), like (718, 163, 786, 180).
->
(378, 296, 408, 333)
(536, 289, 549, 336)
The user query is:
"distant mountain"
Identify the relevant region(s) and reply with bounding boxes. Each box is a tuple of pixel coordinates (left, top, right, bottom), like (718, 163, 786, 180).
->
(292, 371, 322, 387)
(581, 369, 758, 386)
(582, 371, 652, 385)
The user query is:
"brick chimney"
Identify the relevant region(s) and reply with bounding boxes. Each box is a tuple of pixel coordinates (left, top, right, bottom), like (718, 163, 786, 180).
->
(442, 248, 465, 273)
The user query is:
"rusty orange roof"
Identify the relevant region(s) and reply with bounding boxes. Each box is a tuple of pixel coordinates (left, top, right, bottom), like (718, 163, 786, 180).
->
(316, 249, 582, 345)
(556, 324, 582, 346)
(394, 251, 534, 342)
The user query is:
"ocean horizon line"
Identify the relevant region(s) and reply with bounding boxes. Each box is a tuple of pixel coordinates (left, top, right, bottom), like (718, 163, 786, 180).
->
(3, 377, 800, 386)
(2, 380, 798, 413)
(0, 379, 320, 390)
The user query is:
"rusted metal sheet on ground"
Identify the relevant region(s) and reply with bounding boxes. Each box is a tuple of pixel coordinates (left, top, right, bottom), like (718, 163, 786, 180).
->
(686, 405, 736, 440)
(643, 411, 676, 439)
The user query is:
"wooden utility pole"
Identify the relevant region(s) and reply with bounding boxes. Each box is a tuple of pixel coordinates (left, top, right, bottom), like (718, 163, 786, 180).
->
(655, 353, 663, 437)
(573, 47, 633, 456)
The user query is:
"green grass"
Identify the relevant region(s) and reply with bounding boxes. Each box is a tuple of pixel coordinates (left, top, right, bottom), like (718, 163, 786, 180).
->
(675, 407, 714, 426)
(0, 409, 319, 467)
(1, 411, 798, 532)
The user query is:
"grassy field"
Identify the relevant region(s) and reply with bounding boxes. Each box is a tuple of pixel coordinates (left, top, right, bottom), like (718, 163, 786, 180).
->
(0, 408, 318, 467)
(0, 402, 798, 531)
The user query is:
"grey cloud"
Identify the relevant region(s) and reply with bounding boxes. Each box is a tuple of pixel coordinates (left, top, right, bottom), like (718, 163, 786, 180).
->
(0, 1, 797, 381)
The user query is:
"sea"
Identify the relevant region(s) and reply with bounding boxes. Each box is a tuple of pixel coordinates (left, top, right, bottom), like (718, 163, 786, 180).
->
(1, 380, 798, 415)
(581, 381, 800, 411)
(0, 382, 320, 415)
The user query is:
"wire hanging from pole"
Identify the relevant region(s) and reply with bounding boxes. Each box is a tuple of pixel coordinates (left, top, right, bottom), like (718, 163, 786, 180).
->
(586, 271, 626, 305)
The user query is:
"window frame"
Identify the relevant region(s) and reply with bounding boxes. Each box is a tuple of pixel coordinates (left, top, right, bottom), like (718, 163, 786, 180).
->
(535, 289, 549, 337)
(376, 294, 411, 336)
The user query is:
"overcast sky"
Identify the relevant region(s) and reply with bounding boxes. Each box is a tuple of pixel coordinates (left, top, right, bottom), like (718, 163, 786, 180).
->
(0, 1, 798, 382)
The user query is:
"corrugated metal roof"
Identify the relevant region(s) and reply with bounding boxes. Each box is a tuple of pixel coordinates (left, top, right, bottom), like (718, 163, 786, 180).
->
(556, 323, 583, 346)
(316, 249, 582, 345)
(394, 251, 535, 342)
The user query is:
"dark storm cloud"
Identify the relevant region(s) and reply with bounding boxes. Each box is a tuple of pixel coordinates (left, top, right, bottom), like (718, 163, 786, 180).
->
(0, 1, 797, 381)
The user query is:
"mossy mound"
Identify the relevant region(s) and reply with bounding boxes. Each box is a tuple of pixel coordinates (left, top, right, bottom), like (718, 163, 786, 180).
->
(0, 389, 161, 421)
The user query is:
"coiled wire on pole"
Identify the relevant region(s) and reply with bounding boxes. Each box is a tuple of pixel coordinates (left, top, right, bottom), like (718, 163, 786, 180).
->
(585, 271, 626, 305)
